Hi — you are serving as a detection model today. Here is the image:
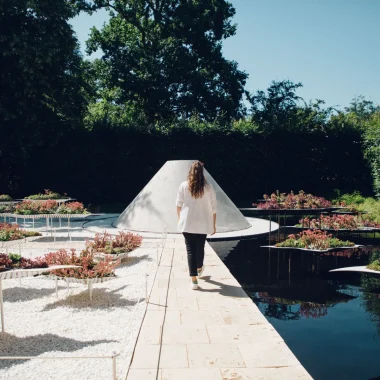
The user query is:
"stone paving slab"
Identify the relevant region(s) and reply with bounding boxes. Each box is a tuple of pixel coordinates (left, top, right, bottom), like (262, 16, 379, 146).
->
(127, 235, 312, 379)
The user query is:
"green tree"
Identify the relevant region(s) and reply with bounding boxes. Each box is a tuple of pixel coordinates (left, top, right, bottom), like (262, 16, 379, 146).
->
(79, 0, 248, 123)
(0, 0, 88, 191)
(364, 111, 380, 197)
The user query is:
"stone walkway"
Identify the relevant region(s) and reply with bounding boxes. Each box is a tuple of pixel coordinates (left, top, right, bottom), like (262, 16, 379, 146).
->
(127, 236, 312, 380)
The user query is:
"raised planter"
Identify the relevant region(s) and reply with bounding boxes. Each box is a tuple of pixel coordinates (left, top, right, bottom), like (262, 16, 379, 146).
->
(94, 251, 129, 261)
(0, 265, 81, 333)
(47, 275, 117, 301)
(261, 245, 364, 253)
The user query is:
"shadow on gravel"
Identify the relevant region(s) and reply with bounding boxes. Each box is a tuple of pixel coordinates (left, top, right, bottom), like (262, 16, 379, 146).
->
(43, 285, 145, 311)
(2, 285, 61, 302)
(0, 333, 116, 370)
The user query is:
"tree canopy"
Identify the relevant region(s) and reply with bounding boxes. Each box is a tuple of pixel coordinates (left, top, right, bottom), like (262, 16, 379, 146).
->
(0, 0, 88, 189)
(79, 0, 248, 122)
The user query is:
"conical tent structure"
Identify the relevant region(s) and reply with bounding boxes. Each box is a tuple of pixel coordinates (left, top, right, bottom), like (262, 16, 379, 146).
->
(115, 160, 251, 233)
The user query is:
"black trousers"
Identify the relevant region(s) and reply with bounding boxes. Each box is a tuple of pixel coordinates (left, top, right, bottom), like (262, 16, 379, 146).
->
(183, 232, 207, 277)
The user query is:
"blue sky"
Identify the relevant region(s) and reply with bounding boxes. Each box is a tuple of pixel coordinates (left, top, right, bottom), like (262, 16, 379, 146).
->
(70, 0, 380, 109)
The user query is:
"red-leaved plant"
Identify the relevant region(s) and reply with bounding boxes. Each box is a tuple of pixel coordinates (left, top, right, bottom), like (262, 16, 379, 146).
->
(57, 201, 88, 214)
(86, 231, 142, 255)
(44, 248, 120, 279)
(0, 223, 41, 241)
(299, 215, 358, 230)
(254, 190, 332, 209)
(15, 200, 58, 215)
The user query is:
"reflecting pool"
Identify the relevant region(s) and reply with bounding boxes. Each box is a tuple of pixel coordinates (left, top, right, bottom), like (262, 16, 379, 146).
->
(210, 239, 380, 380)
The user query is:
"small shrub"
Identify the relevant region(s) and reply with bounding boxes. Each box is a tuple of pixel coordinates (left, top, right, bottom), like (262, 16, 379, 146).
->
(25, 189, 68, 200)
(0, 204, 14, 213)
(0, 195, 12, 202)
(56, 202, 89, 214)
(367, 250, 380, 272)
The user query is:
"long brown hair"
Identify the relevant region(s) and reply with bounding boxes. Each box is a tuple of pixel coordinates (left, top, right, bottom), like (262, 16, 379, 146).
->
(188, 161, 207, 199)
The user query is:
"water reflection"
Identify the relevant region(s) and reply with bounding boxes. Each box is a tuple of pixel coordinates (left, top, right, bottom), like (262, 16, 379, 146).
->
(211, 239, 380, 380)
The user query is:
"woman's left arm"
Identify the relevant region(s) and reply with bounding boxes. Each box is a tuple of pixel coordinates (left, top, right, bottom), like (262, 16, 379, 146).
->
(177, 206, 182, 221)
(176, 184, 184, 220)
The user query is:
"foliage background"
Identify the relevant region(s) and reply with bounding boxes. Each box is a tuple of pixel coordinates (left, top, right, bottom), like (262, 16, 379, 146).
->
(0, 0, 379, 205)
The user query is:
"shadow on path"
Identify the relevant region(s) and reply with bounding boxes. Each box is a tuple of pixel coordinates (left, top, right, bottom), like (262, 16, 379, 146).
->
(198, 276, 247, 298)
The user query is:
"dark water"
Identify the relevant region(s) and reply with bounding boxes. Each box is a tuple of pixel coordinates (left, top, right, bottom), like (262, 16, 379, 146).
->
(210, 239, 380, 380)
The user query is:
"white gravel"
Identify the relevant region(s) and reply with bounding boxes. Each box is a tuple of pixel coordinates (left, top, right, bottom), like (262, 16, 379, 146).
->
(0, 218, 161, 380)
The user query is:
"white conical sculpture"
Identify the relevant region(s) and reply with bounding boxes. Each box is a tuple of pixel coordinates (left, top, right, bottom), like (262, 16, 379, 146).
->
(115, 160, 251, 233)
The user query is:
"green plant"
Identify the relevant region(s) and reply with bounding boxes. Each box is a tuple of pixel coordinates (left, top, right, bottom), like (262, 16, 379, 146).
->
(9, 253, 21, 264)
(26, 189, 68, 200)
(0, 195, 12, 202)
(333, 192, 380, 223)
(0, 204, 14, 213)
(367, 250, 380, 272)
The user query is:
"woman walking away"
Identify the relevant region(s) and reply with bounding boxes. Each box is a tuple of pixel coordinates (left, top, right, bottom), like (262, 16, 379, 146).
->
(176, 161, 217, 290)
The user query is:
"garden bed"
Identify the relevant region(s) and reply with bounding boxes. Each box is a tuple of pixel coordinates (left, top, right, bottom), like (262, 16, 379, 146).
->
(261, 245, 363, 253)
(86, 231, 142, 260)
(253, 190, 333, 210)
(0, 240, 157, 380)
(0, 223, 41, 242)
(24, 189, 70, 201)
(296, 214, 379, 231)
(0, 200, 88, 217)
(261, 229, 360, 252)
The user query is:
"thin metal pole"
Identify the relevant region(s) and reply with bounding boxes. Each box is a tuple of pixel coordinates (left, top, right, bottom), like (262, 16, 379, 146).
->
(0, 279, 4, 333)
(55, 277, 58, 298)
(145, 274, 148, 303)
(89, 282, 93, 302)
(269, 215, 272, 245)
(112, 354, 117, 380)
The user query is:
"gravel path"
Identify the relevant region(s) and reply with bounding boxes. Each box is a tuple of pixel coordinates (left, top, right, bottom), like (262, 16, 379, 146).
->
(0, 220, 162, 380)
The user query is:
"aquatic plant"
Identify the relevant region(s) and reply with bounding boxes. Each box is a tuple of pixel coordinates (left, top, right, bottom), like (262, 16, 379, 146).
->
(298, 215, 358, 230)
(275, 230, 355, 250)
(254, 190, 332, 209)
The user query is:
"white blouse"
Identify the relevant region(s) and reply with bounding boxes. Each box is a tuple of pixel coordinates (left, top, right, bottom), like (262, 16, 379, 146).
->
(176, 181, 217, 235)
